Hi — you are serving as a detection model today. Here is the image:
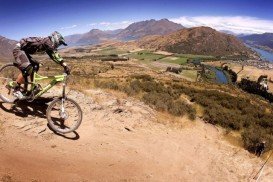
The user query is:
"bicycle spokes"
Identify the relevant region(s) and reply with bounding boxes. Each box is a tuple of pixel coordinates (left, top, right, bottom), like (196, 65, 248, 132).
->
(47, 98, 82, 133)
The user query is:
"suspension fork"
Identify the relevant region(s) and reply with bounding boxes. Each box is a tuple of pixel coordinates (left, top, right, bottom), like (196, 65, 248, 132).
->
(62, 74, 67, 99)
(61, 74, 68, 114)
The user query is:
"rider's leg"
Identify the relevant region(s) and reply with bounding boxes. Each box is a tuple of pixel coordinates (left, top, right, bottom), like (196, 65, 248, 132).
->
(29, 60, 39, 82)
(16, 73, 25, 85)
(13, 65, 33, 91)
(12, 47, 32, 92)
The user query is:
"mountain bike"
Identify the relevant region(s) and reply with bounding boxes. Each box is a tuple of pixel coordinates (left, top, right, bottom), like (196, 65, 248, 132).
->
(0, 63, 82, 134)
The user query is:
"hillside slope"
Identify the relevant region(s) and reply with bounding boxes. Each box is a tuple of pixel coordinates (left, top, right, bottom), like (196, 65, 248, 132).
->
(1, 88, 272, 181)
(1, 56, 273, 181)
(138, 26, 253, 57)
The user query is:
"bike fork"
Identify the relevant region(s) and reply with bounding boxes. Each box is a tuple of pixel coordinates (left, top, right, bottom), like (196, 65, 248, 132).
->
(60, 75, 67, 119)
(60, 98, 65, 117)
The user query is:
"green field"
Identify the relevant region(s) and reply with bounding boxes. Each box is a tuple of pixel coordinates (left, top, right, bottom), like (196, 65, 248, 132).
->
(181, 70, 198, 80)
(128, 50, 166, 61)
(174, 53, 215, 59)
(94, 47, 128, 55)
(158, 56, 188, 65)
(127, 50, 215, 65)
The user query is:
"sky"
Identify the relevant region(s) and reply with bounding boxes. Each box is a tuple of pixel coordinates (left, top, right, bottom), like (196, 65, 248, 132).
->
(1, 0, 273, 40)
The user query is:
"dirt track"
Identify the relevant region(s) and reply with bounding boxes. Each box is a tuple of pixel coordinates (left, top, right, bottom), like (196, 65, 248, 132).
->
(0, 88, 272, 181)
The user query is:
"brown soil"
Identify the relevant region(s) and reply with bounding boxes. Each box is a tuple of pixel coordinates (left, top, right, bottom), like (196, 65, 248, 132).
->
(0, 88, 272, 181)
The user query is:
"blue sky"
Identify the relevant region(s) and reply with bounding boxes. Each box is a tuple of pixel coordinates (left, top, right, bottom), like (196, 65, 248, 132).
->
(1, 0, 273, 40)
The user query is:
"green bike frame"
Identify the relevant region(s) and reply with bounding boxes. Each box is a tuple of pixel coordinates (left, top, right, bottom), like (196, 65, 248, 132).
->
(28, 72, 67, 99)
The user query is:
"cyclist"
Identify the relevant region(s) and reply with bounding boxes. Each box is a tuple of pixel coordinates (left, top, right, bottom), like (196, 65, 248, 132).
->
(9, 31, 70, 98)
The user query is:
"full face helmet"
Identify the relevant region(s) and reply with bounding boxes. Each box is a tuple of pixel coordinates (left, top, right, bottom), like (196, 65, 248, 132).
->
(51, 31, 67, 47)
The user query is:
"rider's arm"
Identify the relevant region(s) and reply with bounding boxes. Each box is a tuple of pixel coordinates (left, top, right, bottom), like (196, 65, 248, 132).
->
(46, 50, 64, 64)
(47, 50, 70, 74)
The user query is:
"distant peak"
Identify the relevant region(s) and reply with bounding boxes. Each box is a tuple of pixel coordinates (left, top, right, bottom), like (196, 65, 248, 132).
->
(89, 29, 101, 32)
(159, 18, 170, 21)
(190, 26, 216, 31)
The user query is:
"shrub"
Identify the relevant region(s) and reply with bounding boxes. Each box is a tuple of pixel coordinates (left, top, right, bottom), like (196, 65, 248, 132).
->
(242, 125, 273, 153)
(94, 80, 119, 90)
(94, 75, 273, 153)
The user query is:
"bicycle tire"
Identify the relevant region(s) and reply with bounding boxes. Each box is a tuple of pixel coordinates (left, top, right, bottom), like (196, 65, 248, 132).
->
(46, 97, 83, 134)
(0, 63, 21, 103)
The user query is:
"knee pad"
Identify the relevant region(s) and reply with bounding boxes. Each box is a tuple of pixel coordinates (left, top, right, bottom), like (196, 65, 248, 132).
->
(32, 62, 40, 72)
(22, 65, 34, 77)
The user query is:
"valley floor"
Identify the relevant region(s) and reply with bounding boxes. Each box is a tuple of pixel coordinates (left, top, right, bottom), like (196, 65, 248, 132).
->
(0, 88, 272, 181)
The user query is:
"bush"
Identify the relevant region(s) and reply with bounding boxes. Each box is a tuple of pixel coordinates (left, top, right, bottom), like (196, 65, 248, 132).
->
(242, 125, 273, 153)
(166, 82, 273, 152)
(94, 80, 119, 90)
(94, 75, 273, 153)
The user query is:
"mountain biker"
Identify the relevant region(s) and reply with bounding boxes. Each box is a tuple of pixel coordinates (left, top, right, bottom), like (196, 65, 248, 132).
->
(9, 31, 70, 98)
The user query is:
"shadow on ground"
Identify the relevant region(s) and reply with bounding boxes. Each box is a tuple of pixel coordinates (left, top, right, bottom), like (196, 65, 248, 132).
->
(0, 97, 80, 140)
(0, 97, 53, 118)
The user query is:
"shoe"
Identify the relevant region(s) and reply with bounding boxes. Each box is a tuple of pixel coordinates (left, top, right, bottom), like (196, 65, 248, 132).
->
(6, 81, 18, 89)
(13, 90, 25, 100)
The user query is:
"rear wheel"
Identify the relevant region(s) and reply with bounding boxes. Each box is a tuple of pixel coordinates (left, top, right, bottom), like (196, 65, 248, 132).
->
(0, 64, 22, 103)
(46, 97, 82, 134)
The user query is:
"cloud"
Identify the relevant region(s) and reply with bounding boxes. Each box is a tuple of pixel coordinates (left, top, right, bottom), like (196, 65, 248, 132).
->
(88, 23, 97, 26)
(60, 24, 78, 30)
(99, 22, 111, 26)
(170, 16, 273, 34)
(88, 20, 132, 29)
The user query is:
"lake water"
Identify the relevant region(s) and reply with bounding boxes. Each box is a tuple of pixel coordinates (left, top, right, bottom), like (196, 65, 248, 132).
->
(247, 45, 273, 62)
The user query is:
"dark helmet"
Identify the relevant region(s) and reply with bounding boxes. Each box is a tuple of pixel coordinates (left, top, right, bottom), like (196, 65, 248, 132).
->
(50, 31, 67, 47)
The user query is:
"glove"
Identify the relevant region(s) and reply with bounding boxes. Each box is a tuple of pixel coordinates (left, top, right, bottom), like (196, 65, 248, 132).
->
(61, 62, 71, 75)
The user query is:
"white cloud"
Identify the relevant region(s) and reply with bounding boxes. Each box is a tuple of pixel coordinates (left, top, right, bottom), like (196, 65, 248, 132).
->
(87, 20, 132, 29)
(88, 23, 97, 26)
(60, 24, 78, 30)
(170, 16, 273, 34)
(100, 22, 111, 26)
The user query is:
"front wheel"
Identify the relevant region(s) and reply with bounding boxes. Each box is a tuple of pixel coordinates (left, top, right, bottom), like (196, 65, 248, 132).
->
(46, 97, 83, 134)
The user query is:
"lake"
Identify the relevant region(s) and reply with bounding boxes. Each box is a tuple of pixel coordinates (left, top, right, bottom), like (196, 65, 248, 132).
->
(247, 45, 273, 62)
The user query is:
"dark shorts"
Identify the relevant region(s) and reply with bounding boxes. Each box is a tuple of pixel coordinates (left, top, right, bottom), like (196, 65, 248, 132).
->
(13, 45, 31, 71)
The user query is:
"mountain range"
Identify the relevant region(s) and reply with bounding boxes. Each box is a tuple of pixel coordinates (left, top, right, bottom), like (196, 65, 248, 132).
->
(65, 19, 184, 46)
(1, 18, 269, 60)
(137, 26, 253, 57)
(240, 33, 273, 51)
(0, 36, 17, 61)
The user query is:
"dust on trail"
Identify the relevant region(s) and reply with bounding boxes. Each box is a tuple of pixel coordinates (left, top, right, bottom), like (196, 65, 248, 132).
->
(0, 88, 272, 181)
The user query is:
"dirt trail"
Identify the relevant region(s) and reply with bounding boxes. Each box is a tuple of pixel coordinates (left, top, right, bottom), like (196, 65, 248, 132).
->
(0, 88, 272, 181)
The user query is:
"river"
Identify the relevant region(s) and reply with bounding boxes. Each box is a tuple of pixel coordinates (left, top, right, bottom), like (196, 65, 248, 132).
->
(205, 66, 229, 84)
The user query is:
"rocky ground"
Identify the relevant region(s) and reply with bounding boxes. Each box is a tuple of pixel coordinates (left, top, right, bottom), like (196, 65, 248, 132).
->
(0, 87, 272, 181)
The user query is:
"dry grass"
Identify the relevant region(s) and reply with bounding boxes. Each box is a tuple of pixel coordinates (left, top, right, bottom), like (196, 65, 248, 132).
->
(223, 131, 244, 148)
